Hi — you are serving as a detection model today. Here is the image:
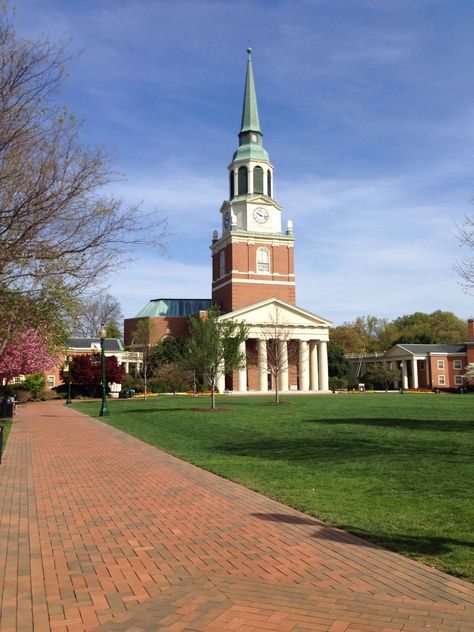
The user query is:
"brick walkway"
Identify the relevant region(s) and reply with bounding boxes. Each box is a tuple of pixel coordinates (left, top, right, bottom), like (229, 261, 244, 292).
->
(0, 401, 473, 632)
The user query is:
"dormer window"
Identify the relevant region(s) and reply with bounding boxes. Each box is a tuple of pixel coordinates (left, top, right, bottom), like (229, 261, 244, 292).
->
(253, 166, 263, 194)
(257, 247, 270, 274)
(238, 166, 248, 195)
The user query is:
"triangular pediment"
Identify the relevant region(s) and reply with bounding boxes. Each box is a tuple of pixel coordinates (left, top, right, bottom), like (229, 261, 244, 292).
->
(219, 297, 332, 330)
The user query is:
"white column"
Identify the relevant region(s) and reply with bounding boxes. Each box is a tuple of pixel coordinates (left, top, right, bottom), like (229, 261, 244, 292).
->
(309, 341, 319, 391)
(248, 166, 254, 194)
(279, 339, 289, 391)
(237, 340, 247, 392)
(216, 360, 225, 393)
(124, 362, 129, 373)
(298, 340, 309, 391)
(319, 341, 329, 391)
(411, 358, 418, 389)
(425, 357, 431, 387)
(401, 360, 408, 390)
(258, 338, 268, 392)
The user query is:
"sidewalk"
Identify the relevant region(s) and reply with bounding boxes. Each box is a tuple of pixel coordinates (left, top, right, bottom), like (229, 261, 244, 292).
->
(0, 400, 472, 632)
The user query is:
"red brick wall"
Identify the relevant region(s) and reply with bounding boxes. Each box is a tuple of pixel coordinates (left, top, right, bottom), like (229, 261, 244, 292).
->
(124, 317, 189, 347)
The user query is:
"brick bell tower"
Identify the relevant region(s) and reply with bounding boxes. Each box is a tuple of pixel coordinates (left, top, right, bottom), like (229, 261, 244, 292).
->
(211, 49, 295, 314)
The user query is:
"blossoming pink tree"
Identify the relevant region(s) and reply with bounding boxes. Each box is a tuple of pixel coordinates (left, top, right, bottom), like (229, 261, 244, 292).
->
(0, 330, 56, 383)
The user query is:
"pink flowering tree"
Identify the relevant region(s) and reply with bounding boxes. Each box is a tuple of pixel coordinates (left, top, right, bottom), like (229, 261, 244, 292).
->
(0, 330, 56, 384)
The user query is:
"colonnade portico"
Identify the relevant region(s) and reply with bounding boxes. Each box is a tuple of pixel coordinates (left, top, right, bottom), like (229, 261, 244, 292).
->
(217, 297, 332, 394)
(217, 336, 330, 393)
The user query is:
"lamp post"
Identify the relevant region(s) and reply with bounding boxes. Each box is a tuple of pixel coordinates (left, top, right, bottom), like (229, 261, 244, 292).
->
(99, 324, 110, 416)
(399, 361, 404, 394)
(66, 354, 73, 405)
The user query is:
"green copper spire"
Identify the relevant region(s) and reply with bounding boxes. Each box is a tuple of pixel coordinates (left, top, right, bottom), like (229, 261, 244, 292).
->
(233, 48, 269, 163)
(240, 48, 261, 135)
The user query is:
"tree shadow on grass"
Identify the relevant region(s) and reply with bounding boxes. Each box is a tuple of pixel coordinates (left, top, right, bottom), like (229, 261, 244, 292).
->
(251, 512, 474, 562)
(118, 407, 194, 414)
(303, 417, 474, 433)
(214, 432, 473, 462)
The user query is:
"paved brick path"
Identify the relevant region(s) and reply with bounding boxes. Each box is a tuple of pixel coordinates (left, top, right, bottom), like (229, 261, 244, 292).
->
(0, 401, 473, 632)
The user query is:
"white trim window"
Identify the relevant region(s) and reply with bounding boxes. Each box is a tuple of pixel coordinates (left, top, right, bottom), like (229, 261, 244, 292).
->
(454, 375, 463, 385)
(453, 359, 462, 370)
(46, 375, 55, 388)
(219, 251, 225, 278)
(257, 247, 270, 274)
(419, 361, 425, 370)
(437, 360, 445, 370)
(438, 375, 446, 385)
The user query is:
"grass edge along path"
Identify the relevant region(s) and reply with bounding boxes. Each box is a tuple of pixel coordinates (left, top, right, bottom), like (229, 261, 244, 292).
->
(73, 393, 474, 583)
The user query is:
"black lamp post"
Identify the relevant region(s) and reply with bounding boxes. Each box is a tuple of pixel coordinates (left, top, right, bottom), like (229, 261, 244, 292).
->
(66, 354, 73, 405)
(99, 324, 110, 416)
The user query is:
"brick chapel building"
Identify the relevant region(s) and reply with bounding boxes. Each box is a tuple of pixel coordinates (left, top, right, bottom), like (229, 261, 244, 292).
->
(124, 49, 331, 392)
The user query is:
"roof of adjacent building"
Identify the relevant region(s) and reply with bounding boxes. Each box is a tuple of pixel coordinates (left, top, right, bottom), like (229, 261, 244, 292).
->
(396, 343, 466, 354)
(135, 298, 212, 318)
(67, 338, 124, 352)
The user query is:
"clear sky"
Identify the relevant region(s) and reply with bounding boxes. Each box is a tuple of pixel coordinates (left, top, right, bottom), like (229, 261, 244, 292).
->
(15, 0, 474, 325)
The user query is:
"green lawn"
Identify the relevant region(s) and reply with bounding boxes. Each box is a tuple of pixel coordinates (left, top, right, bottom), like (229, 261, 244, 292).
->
(74, 393, 474, 582)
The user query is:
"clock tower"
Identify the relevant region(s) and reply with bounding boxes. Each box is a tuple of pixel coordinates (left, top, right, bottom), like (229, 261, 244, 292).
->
(211, 49, 295, 314)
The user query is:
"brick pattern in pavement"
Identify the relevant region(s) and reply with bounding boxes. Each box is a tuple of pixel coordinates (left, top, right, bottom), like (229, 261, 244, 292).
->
(0, 400, 472, 632)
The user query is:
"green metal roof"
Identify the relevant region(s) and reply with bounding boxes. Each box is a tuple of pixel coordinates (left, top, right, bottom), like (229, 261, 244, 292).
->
(135, 298, 211, 318)
(240, 48, 261, 134)
(232, 143, 269, 162)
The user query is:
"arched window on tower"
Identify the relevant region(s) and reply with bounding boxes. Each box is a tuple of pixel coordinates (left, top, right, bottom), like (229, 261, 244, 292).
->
(257, 247, 270, 274)
(238, 166, 248, 195)
(253, 166, 263, 194)
(229, 171, 234, 199)
(267, 170, 272, 197)
(219, 250, 226, 278)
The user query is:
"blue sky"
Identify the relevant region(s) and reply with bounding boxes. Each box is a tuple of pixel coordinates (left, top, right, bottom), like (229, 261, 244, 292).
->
(15, 0, 474, 325)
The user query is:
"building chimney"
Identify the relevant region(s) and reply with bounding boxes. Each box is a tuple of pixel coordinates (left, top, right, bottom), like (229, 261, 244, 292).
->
(468, 319, 474, 341)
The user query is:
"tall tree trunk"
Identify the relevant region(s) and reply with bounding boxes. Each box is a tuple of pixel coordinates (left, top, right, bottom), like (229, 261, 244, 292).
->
(275, 373, 279, 404)
(211, 382, 216, 409)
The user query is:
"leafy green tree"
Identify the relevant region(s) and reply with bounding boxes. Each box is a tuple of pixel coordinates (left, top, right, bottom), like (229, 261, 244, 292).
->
(185, 306, 248, 409)
(327, 341, 351, 378)
(364, 363, 400, 391)
(149, 336, 186, 372)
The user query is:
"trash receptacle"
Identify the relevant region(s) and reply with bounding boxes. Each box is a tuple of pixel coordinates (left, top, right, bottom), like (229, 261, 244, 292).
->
(129, 389, 135, 398)
(122, 390, 129, 399)
(0, 397, 14, 418)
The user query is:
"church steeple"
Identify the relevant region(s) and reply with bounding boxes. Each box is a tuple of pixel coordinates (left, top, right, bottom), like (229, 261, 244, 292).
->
(232, 49, 269, 164)
(239, 48, 262, 143)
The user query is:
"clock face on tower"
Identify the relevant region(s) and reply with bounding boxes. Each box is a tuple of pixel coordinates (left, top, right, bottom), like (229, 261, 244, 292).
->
(223, 211, 231, 229)
(253, 207, 269, 224)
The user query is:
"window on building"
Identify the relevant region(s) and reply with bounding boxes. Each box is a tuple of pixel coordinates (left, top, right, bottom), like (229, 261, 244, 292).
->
(438, 375, 445, 385)
(47, 375, 55, 388)
(437, 360, 445, 370)
(229, 171, 234, 199)
(419, 361, 425, 370)
(453, 359, 462, 369)
(267, 170, 272, 197)
(238, 166, 248, 195)
(454, 375, 463, 385)
(253, 166, 263, 194)
(219, 251, 225, 277)
(257, 247, 270, 274)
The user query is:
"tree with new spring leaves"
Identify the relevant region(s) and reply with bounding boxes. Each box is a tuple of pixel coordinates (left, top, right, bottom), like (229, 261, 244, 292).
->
(0, 9, 165, 296)
(132, 318, 158, 399)
(186, 307, 248, 409)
